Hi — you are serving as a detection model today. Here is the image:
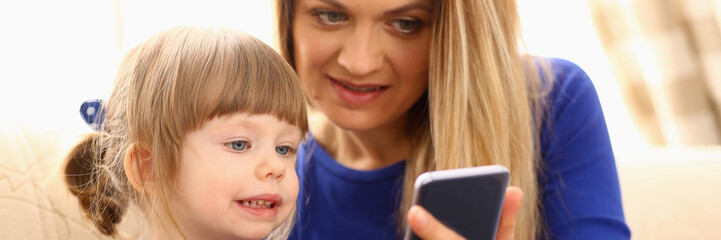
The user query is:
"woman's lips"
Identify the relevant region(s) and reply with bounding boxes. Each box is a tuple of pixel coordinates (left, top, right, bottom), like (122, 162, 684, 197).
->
(235, 194, 282, 218)
(329, 77, 388, 106)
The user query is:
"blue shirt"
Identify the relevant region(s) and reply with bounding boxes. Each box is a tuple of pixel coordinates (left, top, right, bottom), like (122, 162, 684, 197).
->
(289, 58, 631, 240)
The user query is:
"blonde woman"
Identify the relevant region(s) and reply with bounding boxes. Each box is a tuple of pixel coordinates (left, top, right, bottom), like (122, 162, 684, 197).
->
(67, 26, 307, 239)
(276, 0, 630, 239)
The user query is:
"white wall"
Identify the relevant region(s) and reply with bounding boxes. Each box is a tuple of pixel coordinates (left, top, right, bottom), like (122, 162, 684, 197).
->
(0, 0, 275, 134)
(517, 0, 645, 150)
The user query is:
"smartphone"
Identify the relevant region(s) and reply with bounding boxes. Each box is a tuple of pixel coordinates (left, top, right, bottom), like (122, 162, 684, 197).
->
(403, 165, 509, 240)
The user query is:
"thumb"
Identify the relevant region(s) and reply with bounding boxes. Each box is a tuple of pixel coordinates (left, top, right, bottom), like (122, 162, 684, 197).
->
(496, 186, 524, 240)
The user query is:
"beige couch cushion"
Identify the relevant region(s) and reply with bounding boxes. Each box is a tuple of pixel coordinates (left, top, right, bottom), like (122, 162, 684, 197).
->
(616, 147, 721, 239)
(2, 123, 719, 239)
(0, 124, 147, 239)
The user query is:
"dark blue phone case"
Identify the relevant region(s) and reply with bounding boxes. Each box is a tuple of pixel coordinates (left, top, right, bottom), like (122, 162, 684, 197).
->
(405, 166, 509, 240)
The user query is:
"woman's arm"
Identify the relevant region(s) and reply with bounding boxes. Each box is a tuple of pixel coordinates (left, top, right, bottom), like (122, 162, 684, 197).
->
(539, 58, 630, 239)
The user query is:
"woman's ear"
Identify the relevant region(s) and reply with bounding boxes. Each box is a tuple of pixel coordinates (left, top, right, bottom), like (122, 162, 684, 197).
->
(124, 143, 153, 193)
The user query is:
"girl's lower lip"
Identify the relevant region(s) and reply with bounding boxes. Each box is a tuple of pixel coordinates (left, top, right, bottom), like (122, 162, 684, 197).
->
(235, 201, 279, 218)
(330, 78, 387, 106)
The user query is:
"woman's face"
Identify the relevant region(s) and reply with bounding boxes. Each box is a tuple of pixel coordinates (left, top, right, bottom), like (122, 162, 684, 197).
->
(292, 0, 433, 131)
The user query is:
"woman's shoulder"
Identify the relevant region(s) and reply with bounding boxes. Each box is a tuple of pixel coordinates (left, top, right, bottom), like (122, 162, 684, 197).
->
(538, 57, 610, 155)
(535, 60, 630, 239)
(542, 57, 596, 99)
(546, 57, 585, 75)
(533, 57, 601, 116)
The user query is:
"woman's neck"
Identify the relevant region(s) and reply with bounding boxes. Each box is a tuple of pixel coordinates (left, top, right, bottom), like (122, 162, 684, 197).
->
(311, 112, 413, 170)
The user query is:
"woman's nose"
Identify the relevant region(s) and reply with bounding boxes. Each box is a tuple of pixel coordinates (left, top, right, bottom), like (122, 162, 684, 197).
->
(337, 25, 384, 76)
(255, 152, 286, 181)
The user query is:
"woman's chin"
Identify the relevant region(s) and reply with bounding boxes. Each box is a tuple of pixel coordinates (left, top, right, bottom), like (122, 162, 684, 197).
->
(328, 115, 386, 132)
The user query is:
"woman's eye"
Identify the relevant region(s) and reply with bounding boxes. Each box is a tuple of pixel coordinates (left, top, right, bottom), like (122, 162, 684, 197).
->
(313, 10, 347, 25)
(390, 19, 423, 34)
(275, 146, 293, 155)
(226, 141, 250, 152)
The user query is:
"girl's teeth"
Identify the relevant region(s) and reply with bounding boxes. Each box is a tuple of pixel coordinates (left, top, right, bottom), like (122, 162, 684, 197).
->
(239, 200, 275, 208)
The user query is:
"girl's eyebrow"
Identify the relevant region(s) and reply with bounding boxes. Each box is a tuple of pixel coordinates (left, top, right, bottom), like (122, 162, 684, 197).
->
(231, 121, 259, 131)
(214, 119, 259, 133)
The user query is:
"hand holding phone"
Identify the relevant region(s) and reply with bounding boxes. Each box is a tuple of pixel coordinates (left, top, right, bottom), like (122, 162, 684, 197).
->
(404, 165, 509, 240)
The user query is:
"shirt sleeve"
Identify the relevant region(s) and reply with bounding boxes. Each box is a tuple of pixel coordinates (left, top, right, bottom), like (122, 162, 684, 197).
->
(539, 58, 631, 240)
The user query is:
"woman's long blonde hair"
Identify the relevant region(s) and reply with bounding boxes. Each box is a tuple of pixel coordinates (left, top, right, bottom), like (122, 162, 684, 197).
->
(276, 0, 552, 238)
(65, 26, 308, 239)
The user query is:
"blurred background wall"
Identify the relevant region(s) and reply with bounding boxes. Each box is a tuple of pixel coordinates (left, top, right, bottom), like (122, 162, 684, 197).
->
(0, 0, 275, 135)
(0, 0, 657, 150)
(2, 1, 720, 148)
(589, 0, 721, 146)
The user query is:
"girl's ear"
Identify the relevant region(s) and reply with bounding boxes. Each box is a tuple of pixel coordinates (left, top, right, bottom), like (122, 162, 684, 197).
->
(124, 143, 153, 193)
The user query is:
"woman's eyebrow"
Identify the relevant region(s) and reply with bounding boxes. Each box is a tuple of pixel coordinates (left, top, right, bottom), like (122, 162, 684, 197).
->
(384, 2, 432, 16)
(318, 0, 346, 10)
(315, 0, 431, 16)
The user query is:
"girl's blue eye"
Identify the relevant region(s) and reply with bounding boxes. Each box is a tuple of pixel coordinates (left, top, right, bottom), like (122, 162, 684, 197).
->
(390, 19, 423, 34)
(226, 141, 249, 152)
(276, 146, 291, 155)
(314, 10, 347, 24)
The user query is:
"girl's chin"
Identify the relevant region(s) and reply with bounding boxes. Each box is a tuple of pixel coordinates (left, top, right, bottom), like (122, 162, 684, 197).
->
(218, 225, 276, 240)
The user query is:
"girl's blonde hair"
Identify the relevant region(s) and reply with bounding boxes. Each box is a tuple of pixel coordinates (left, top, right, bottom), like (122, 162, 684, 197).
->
(276, 0, 553, 238)
(65, 26, 308, 239)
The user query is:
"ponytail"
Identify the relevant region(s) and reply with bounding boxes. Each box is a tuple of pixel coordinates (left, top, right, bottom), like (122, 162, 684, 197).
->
(64, 134, 128, 236)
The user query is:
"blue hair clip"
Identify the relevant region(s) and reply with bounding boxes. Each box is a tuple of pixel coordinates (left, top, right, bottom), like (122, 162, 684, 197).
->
(80, 99, 105, 132)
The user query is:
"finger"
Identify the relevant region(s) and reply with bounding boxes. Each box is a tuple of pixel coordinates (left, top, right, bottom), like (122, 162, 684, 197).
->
(496, 186, 524, 240)
(407, 205, 465, 240)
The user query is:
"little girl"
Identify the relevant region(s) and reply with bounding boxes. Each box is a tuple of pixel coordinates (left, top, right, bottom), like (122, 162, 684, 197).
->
(64, 26, 308, 240)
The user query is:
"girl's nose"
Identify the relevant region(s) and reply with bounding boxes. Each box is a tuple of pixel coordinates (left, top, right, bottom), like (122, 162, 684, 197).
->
(255, 152, 286, 181)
